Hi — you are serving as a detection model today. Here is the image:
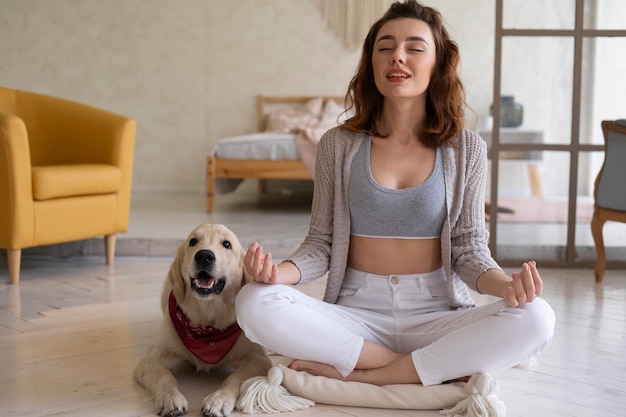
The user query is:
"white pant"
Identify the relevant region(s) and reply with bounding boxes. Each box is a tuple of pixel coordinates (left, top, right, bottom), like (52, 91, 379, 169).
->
(236, 268, 555, 386)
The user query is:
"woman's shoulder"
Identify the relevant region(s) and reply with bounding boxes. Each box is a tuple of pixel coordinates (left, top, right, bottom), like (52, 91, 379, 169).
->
(447, 128, 487, 155)
(321, 125, 362, 139)
(318, 126, 364, 149)
(461, 128, 486, 145)
(441, 129, 488, 173)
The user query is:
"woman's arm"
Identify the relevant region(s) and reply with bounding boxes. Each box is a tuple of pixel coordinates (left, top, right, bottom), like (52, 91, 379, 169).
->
(243, 128, 346, 285)
(448, 132, 501, 290)
(284, 129, 342, 283)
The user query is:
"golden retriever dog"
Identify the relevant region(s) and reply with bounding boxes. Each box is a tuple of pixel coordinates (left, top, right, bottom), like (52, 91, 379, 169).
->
(134, 223, 271, 417)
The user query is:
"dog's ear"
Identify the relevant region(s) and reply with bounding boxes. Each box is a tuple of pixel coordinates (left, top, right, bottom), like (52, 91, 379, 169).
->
(240, 254, 253, 287)
(168, 242, 187, 300)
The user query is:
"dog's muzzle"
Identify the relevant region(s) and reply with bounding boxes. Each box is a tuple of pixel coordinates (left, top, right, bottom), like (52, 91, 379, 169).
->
(191, 249, 226, 297)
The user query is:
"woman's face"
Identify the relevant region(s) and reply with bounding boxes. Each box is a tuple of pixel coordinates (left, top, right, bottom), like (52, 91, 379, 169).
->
(371, 18, 436, 100)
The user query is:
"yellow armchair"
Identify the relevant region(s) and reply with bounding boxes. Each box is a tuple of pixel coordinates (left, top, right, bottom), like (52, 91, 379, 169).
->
(0, 87, 136, 284)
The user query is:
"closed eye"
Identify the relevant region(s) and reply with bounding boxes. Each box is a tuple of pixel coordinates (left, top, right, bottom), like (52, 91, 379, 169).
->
(406, 42, 426, 53)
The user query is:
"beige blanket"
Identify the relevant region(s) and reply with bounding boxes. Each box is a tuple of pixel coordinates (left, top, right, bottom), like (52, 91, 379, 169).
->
(294, 98, 347, 177)
(294, 130, 320, 178)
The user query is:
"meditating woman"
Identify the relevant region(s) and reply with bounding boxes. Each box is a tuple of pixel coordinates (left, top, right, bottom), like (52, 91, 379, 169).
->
(236, 0, 555, 386)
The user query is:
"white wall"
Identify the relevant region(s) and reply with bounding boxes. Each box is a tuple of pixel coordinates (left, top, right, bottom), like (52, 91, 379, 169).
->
(1, 0, 623, 196)
(0, 0, 496, 193)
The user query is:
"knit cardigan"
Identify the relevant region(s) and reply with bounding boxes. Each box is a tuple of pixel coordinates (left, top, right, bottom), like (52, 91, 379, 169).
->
(287, 126, 502, 309)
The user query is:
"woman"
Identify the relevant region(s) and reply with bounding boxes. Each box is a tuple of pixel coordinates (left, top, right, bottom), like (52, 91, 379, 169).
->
(236, 0, 555, 387)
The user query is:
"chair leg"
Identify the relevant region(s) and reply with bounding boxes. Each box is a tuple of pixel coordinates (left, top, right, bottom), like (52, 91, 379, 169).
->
(206, 194, 215, 213)
(527, 163, 544, 200)
(206, 155, 216, 213)
(258, 179, 267, 195)
(104, 234, 116, 265)
(7, 249, 21, 284)
(590, 210, 606, 283)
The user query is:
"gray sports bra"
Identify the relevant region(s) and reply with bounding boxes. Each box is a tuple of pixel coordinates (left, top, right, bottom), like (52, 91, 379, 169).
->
(348, 138, 446, 239)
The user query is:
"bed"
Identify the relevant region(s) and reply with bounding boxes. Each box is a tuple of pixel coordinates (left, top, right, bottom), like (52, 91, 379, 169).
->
(206, 95, 345, 212)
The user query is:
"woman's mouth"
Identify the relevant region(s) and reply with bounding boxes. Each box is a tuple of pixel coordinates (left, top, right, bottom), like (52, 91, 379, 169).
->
(386, 70, 410, 81)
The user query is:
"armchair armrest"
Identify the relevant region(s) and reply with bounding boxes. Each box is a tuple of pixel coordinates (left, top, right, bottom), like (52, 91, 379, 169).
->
(0, 113, 34, 248)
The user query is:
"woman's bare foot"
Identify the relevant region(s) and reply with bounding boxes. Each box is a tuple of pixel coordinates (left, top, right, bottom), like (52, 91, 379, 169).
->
(289, 358, 471, 386)
(443, 375, 472, 384)
(288, 360, 348, 381)
(288, 355, 423, 386)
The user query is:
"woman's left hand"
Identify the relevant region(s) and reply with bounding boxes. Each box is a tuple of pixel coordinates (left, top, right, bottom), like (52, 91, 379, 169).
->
(503, 261, 543, 307)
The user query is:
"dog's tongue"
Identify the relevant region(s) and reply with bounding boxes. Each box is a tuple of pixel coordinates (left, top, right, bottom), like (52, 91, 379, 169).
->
(195, 277, 217, 289)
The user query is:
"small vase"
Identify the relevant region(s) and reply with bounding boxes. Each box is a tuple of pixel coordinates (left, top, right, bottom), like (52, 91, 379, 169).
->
(490, 96, 524, 128)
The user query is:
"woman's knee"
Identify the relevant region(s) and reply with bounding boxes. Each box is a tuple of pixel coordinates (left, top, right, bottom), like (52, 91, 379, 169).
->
(236, 282, 270, 320)
(236, 282, 297, 327)
(518, 297, 556, 344)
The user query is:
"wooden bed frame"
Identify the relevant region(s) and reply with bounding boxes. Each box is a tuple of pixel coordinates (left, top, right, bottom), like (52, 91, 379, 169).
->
(206, 95, 344, 212)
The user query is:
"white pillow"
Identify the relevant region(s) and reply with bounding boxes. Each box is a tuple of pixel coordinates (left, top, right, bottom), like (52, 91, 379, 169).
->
(281, 364, 467, 409)
(320, 98, 347, 125)
(237, 364, 506, 417)
(264, 98, 323, 133)
(302, 99, 347, 144)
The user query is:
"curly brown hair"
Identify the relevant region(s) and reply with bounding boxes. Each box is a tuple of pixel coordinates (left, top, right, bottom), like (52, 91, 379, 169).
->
(342, 0, 466, 147)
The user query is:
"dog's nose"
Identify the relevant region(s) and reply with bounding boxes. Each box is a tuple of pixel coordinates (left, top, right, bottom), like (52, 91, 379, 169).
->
(194, 249, 216, 267)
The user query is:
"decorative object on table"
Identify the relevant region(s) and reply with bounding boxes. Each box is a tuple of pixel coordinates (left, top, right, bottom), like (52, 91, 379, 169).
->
(490, 95, 524, 128)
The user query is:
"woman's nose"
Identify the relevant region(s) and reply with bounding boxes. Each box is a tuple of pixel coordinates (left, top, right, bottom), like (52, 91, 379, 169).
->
(391, 49, 405, 64)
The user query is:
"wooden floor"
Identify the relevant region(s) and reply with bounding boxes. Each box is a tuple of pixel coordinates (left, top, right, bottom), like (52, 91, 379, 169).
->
(0, 190, 625, 416)
(1, 259, 625, 416)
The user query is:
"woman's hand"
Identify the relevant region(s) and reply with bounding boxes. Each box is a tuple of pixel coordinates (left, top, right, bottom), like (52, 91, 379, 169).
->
(502, 261, 543, 307)
(244, 242, 281, 284)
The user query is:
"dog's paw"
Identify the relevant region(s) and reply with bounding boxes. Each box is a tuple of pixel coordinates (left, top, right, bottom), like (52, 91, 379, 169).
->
(155, 390, 188, 417)
(201, 390, 236, 417)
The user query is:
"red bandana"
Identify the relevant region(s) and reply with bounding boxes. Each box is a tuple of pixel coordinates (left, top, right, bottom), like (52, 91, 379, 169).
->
(168, 291, 242, 364)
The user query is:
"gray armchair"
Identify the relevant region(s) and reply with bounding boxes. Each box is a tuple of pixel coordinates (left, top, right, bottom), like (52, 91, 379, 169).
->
(591, 119, 626, 282)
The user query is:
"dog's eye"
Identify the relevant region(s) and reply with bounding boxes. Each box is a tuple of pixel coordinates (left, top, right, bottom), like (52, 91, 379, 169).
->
(222, 240, 232, 250)
(189, 238, 198, 247)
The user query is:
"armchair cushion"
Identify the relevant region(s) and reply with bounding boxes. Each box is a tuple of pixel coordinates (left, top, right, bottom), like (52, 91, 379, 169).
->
(32, 164, 122, 201)
(596, 127, 626, 212)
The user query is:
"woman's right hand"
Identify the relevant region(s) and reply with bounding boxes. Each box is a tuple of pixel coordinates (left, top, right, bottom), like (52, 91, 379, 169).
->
(244, 242, 302, 285)
(244, 242, 281, 284)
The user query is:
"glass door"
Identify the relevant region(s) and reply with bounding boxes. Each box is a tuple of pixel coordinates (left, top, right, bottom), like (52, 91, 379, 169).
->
(488, 0, 626, 267)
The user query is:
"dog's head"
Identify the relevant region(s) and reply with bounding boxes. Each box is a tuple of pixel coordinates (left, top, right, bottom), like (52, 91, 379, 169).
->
(169, 223, 250, 303)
